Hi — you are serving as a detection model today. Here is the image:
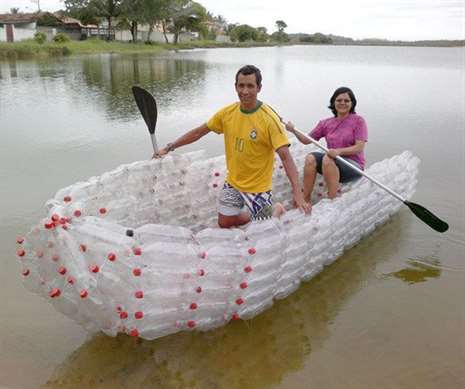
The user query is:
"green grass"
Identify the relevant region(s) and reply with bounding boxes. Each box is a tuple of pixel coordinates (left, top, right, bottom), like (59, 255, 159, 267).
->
(0, 38, 168, 59)
(0, 38, 284, 60)
(62, 38, 167, 54)
(0, 40, 71, 59)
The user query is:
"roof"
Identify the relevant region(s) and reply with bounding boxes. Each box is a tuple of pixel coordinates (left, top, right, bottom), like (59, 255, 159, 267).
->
(57, 15, 85, 28)
(0, 12, 40, 24)
(0, 12, 87, 27)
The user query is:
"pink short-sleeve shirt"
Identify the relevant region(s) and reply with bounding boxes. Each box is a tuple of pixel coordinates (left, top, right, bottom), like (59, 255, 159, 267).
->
(310, 113, 368, 169)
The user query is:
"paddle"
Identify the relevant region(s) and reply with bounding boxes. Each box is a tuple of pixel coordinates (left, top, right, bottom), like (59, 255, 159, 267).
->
(289, 126, 449, 233)
(132, 86, 159, 154)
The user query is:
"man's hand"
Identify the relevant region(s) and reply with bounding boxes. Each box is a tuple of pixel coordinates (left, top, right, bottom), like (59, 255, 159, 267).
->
(293, 189, 312, 214)
(152, 147, 169, 159)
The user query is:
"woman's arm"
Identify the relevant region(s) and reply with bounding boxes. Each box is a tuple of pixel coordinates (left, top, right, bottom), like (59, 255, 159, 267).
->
(327, 140, 365, 158)
(285, 121, 312, 145)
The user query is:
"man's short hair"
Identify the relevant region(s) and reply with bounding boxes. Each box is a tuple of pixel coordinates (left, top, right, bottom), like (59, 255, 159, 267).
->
(235, 65, 262, 87)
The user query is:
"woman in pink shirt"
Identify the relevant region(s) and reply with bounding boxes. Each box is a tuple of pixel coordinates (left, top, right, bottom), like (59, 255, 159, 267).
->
(286, 87, 368, 205)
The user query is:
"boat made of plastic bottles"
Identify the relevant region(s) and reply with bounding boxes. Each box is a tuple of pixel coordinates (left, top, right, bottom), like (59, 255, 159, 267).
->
(16, 141, 419, 340)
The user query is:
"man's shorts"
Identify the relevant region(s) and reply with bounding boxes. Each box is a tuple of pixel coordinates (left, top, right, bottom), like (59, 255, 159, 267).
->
(218, 183, 273, 221)
(311, 152, 362, 183)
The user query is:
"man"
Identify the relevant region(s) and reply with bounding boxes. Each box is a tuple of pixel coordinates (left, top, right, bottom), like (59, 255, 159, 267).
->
(154, 65, 310, 228)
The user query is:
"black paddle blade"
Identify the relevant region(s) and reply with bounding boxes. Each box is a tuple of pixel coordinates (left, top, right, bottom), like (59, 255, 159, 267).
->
(132, 86, 157, 134)
(404, 201, 449, 233)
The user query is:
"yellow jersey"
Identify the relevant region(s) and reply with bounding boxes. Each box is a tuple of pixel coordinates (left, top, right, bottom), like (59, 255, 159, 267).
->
(207, 101, 289, 192)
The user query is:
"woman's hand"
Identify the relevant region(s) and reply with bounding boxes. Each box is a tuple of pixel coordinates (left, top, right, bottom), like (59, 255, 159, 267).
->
(327, 149, 341, 159)
(285, 121, 296, 133)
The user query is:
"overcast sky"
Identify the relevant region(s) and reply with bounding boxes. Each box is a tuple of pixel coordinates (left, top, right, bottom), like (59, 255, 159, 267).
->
(1, 0, 464, 40)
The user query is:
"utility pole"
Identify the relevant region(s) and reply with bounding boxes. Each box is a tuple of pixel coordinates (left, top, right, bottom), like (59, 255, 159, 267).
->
(30, 0, 41, 12)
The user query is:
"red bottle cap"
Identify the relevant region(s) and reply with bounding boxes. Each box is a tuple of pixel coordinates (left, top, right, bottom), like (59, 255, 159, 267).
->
(49, 288, 61, 298)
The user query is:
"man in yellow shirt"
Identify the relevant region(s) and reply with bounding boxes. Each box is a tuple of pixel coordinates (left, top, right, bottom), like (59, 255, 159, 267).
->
(155, 65, 310, 228)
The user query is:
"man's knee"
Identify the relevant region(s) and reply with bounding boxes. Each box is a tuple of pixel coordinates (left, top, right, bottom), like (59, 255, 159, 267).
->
(218, 213, 250, 228)
(218, 216, 232, 228)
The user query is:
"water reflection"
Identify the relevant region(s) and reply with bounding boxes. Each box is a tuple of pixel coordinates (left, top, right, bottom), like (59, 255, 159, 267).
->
(79, 54, 208, 121)
(0, 54, 208, 124)
(43, 221, 402, 389)
(385, 258, 442, 285)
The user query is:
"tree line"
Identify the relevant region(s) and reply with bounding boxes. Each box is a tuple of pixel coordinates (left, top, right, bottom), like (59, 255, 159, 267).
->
(61, 1, 300, 44)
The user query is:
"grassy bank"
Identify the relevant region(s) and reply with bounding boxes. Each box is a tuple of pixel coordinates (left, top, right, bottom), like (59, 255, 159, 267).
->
(0, 38, 168, 59)
(0, 40, 72, 59)
(4, 37, 461, 60)
(0, 38, 281, 60)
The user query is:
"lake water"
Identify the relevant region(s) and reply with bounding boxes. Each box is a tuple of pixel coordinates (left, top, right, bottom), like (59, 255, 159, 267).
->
(1, 46, 464, 388)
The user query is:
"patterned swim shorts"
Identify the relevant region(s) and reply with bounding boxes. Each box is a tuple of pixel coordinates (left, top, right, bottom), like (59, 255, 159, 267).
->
(218, 183, 273, 221)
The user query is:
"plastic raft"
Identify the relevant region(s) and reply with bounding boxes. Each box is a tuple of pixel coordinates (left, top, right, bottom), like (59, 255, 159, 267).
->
(16, 141, 419, 340)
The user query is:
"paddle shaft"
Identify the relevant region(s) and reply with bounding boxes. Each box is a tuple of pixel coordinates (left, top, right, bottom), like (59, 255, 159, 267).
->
(150, 133, 159, 155)
(291, 127, 407, 203)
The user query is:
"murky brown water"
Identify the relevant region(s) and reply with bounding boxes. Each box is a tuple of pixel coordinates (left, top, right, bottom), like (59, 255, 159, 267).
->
(1, 46, 464, 388)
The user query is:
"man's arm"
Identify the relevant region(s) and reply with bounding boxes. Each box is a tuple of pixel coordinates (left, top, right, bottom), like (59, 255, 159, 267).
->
(153, 123, 211, 158)
(276, 146, 311, 214)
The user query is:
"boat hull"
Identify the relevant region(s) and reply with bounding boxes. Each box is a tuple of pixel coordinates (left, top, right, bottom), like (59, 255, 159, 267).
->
(17, 142, 419, 339)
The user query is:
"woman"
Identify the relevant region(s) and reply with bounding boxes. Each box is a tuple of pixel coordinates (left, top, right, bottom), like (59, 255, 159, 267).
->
(286, 87, 368, 205)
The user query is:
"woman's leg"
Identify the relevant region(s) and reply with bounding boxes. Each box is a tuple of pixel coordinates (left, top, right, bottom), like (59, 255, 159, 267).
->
(322, 154, 340, 199)
(303, 153, 318, 203)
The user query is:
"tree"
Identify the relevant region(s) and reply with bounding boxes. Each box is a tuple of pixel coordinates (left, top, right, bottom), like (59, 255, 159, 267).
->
(167, 1, 208, 44)
(256, 26, 268, 42)
(120, 0, 145, 42)
(275, 20, 287, 33)
(90, 0, 122, 39)
(64, 0, 122, 40)
(272, 20, 289, 43)
(10, 8, 20, 14)
(230, 24, 258, 42)
(63, 0, 99, 25)
(143, 0, 167, 43)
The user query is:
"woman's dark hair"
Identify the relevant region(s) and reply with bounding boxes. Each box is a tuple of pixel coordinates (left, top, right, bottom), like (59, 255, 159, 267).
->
(235, 65, 262, 87)
(328, 87, 357, 116)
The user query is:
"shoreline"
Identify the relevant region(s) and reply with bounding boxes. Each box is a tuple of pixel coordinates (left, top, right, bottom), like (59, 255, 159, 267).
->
(1, 38, 463, 60)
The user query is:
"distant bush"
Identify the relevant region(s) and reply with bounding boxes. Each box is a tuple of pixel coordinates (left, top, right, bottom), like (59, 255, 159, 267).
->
(34, 32, 47, 44)
(270, 31, 289, 43)
(53, 33, 70, 43)
(299, 33, 333, 44)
